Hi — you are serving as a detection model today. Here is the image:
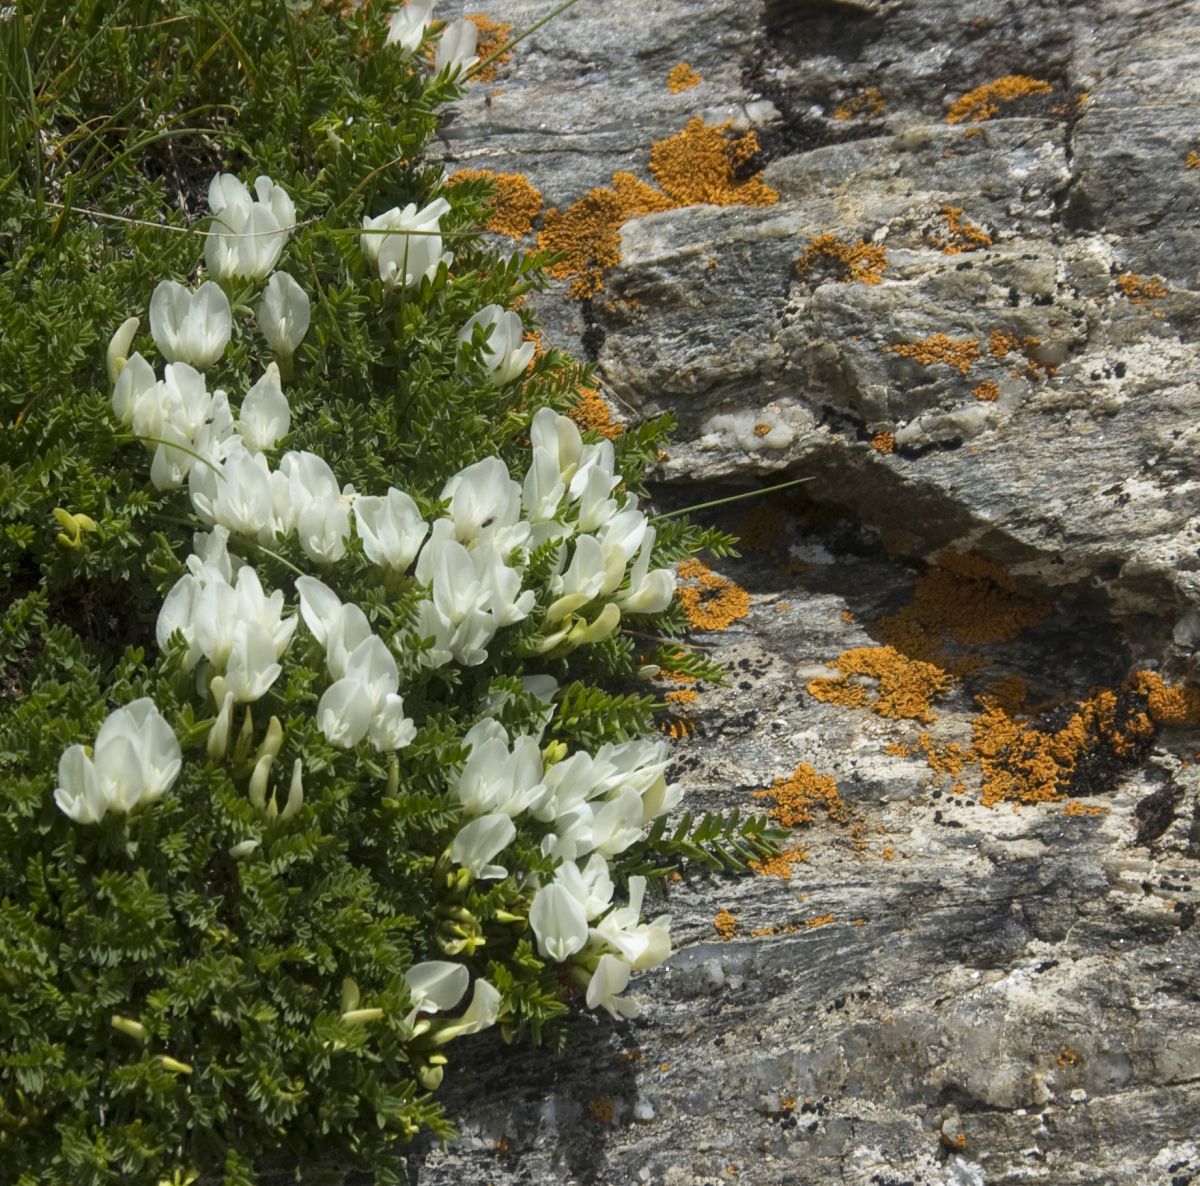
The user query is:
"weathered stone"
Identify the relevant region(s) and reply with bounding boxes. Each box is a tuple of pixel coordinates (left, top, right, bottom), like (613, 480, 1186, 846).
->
(411, 1, 1200, 1182)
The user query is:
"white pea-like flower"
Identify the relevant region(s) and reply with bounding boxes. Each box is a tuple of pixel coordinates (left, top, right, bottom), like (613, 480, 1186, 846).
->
(205, 173, 296, 282)
(585, 953, 640, 1020)
(363, 198, 452, 289)
(353, 488, 427, 572)
(255, 272, 310, 358)
(149, 281, 232, 370)
(450, 812, 516, 880)
(434, 17, 478, 76)
(54, 699, 182, 824)
(529, 882, 589, 963)
(457, 304, 535, 384)
(387, 0, 436, 53)
(404, 961, 470, 1022)
(237, 364, 290, 453)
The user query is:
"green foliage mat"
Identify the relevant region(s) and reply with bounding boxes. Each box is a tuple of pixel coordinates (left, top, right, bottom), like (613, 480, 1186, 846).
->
(0, 5, 775, 1184)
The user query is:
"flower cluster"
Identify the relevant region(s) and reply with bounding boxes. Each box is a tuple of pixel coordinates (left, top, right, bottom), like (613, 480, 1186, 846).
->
(78, 162, 683, 1037)
(386, 0, 479, 76)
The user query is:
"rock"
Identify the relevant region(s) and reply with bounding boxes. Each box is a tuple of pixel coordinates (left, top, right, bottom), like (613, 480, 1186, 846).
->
(409, 1, 1200, 1183)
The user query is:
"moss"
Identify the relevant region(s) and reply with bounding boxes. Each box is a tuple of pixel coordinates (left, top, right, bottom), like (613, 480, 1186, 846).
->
(466, 14, 512, 82)
(448, 168, 543, 238)
(935, 206, 992, 254)
(793, 232, 887, 285)
(752, 762, 849, 828)
(946, 75, 1053, 124)
(832, 87, 885, 121)
(677, 559, 751, 631)
(666, 63, 702, 93)
(886, 333, 980, 375)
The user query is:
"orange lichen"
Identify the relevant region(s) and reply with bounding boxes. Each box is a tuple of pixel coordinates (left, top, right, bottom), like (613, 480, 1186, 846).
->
(1128, 670, 1200, 726)
(649, 117, 778, 208)
(1057, 1049, 1079, 1067)
(918, 732, 970, 779)
(448, 168, 543, 238)
(841, 610, 855, 623)
(982, 674, 1029, 715)
(568, 387, 623, 439)
(714, 909, 738, 940)
(1063, 801, 1110, 817)
(753, 422, 773, 437)
(1186, 150, 1200, 170)
(962, 127, 985, 139)
(886, 333, 980, 375)
(1117, 273, 1168, 303)
(793, 232, 888, 285)
(871, 431, 896, 453)
(676, 558, 751, 632)
(539, 174, 674, 298)
(808, 646, 952, 723)
(748, 847, 809, 879)
(853, 918, 866, 927)
(667, 62, 702, 93)
(946, 75, 1053, 124)
(805, 913, 835, 928)
(972, 380, 1001, 401)
(972, 689, 1154, 806)
(935, 206, 993, 254)
(585, 1097, 615, 1125)
(880, 553, 1052, 661)
(884, 742, 911, 757)
(832, 86, 886, 121)
(661, 717, 697, 741)
(466, 14, 512, 81)
(776, 601, 791, 612)
(666, 688, 699, 705)
(752, 763, 850, 828)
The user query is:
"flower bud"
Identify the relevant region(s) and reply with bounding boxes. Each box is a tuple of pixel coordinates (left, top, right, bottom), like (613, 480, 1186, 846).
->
(229, 839, 260, 858)
(248, 753, 272, 811)
(341, 977, 360, 1013)
(340, 1008, 384, 1025)
(279, 758, 304, 821)
(417, 1063, 444, 1091)
(107, 317, 140, 385)
(208, 684, 235, 760)
(541, 740, 568, 767)
(111, 1015, 148, 1042)
(233, 707, 255, 764)
(158, 1056, 194, 1075)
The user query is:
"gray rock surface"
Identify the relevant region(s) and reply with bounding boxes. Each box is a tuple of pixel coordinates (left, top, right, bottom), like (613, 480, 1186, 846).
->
(418, 1, 1200, 1182)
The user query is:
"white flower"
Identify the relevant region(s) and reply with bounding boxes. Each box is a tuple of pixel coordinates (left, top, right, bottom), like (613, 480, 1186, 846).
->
(223, 620, 282, 703)
(149, 280, 232, 370)
(457, 304, 535, 384)
(111, 352, 157, 428)
(589, 876, 671, 971)
(404, 960, 469, 1022)
(585, 953, 640, 1020)
(387, 0, 437, 53)
(616, 525, 675, 616)
(54, 699, 182, 824)
(440, 457, 528, 551)
(364, 198, 452, 289)
(450, 812, 516, 879)
(546, 535, 607, 624)
(452, 720, 547, 818)
(529, 882, 588, 963)
(256, 272, 310, 357)
(237, 364, 290, 453)
(432, 978, 501, 1043)
(205, 173, 296, 282)
(107, 317, 140, 385)
(530, 408, 584, 484)
(353, 488, 427, 572)
(434, 17, 478, 76)
(191, 441, 277, 542)
(277, 450, 353, 564)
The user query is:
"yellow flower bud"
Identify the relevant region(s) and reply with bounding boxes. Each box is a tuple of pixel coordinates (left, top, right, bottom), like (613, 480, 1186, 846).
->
(111, 1015, 148, 1042)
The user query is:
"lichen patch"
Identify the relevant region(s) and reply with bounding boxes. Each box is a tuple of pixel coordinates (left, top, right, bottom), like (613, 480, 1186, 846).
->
(808, 647, 952, 723)
(946, 75, 1053, 124)
(886, 333, 980, 375)
(666, 63, 702, 93)
(448, 168, 543, 238)
(934, 206, 992, 254)
(793, 232, 887, 285)
(832, 87, 885, 121)
(677, 559, 751, 632)
(466, 14, 512, 81)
